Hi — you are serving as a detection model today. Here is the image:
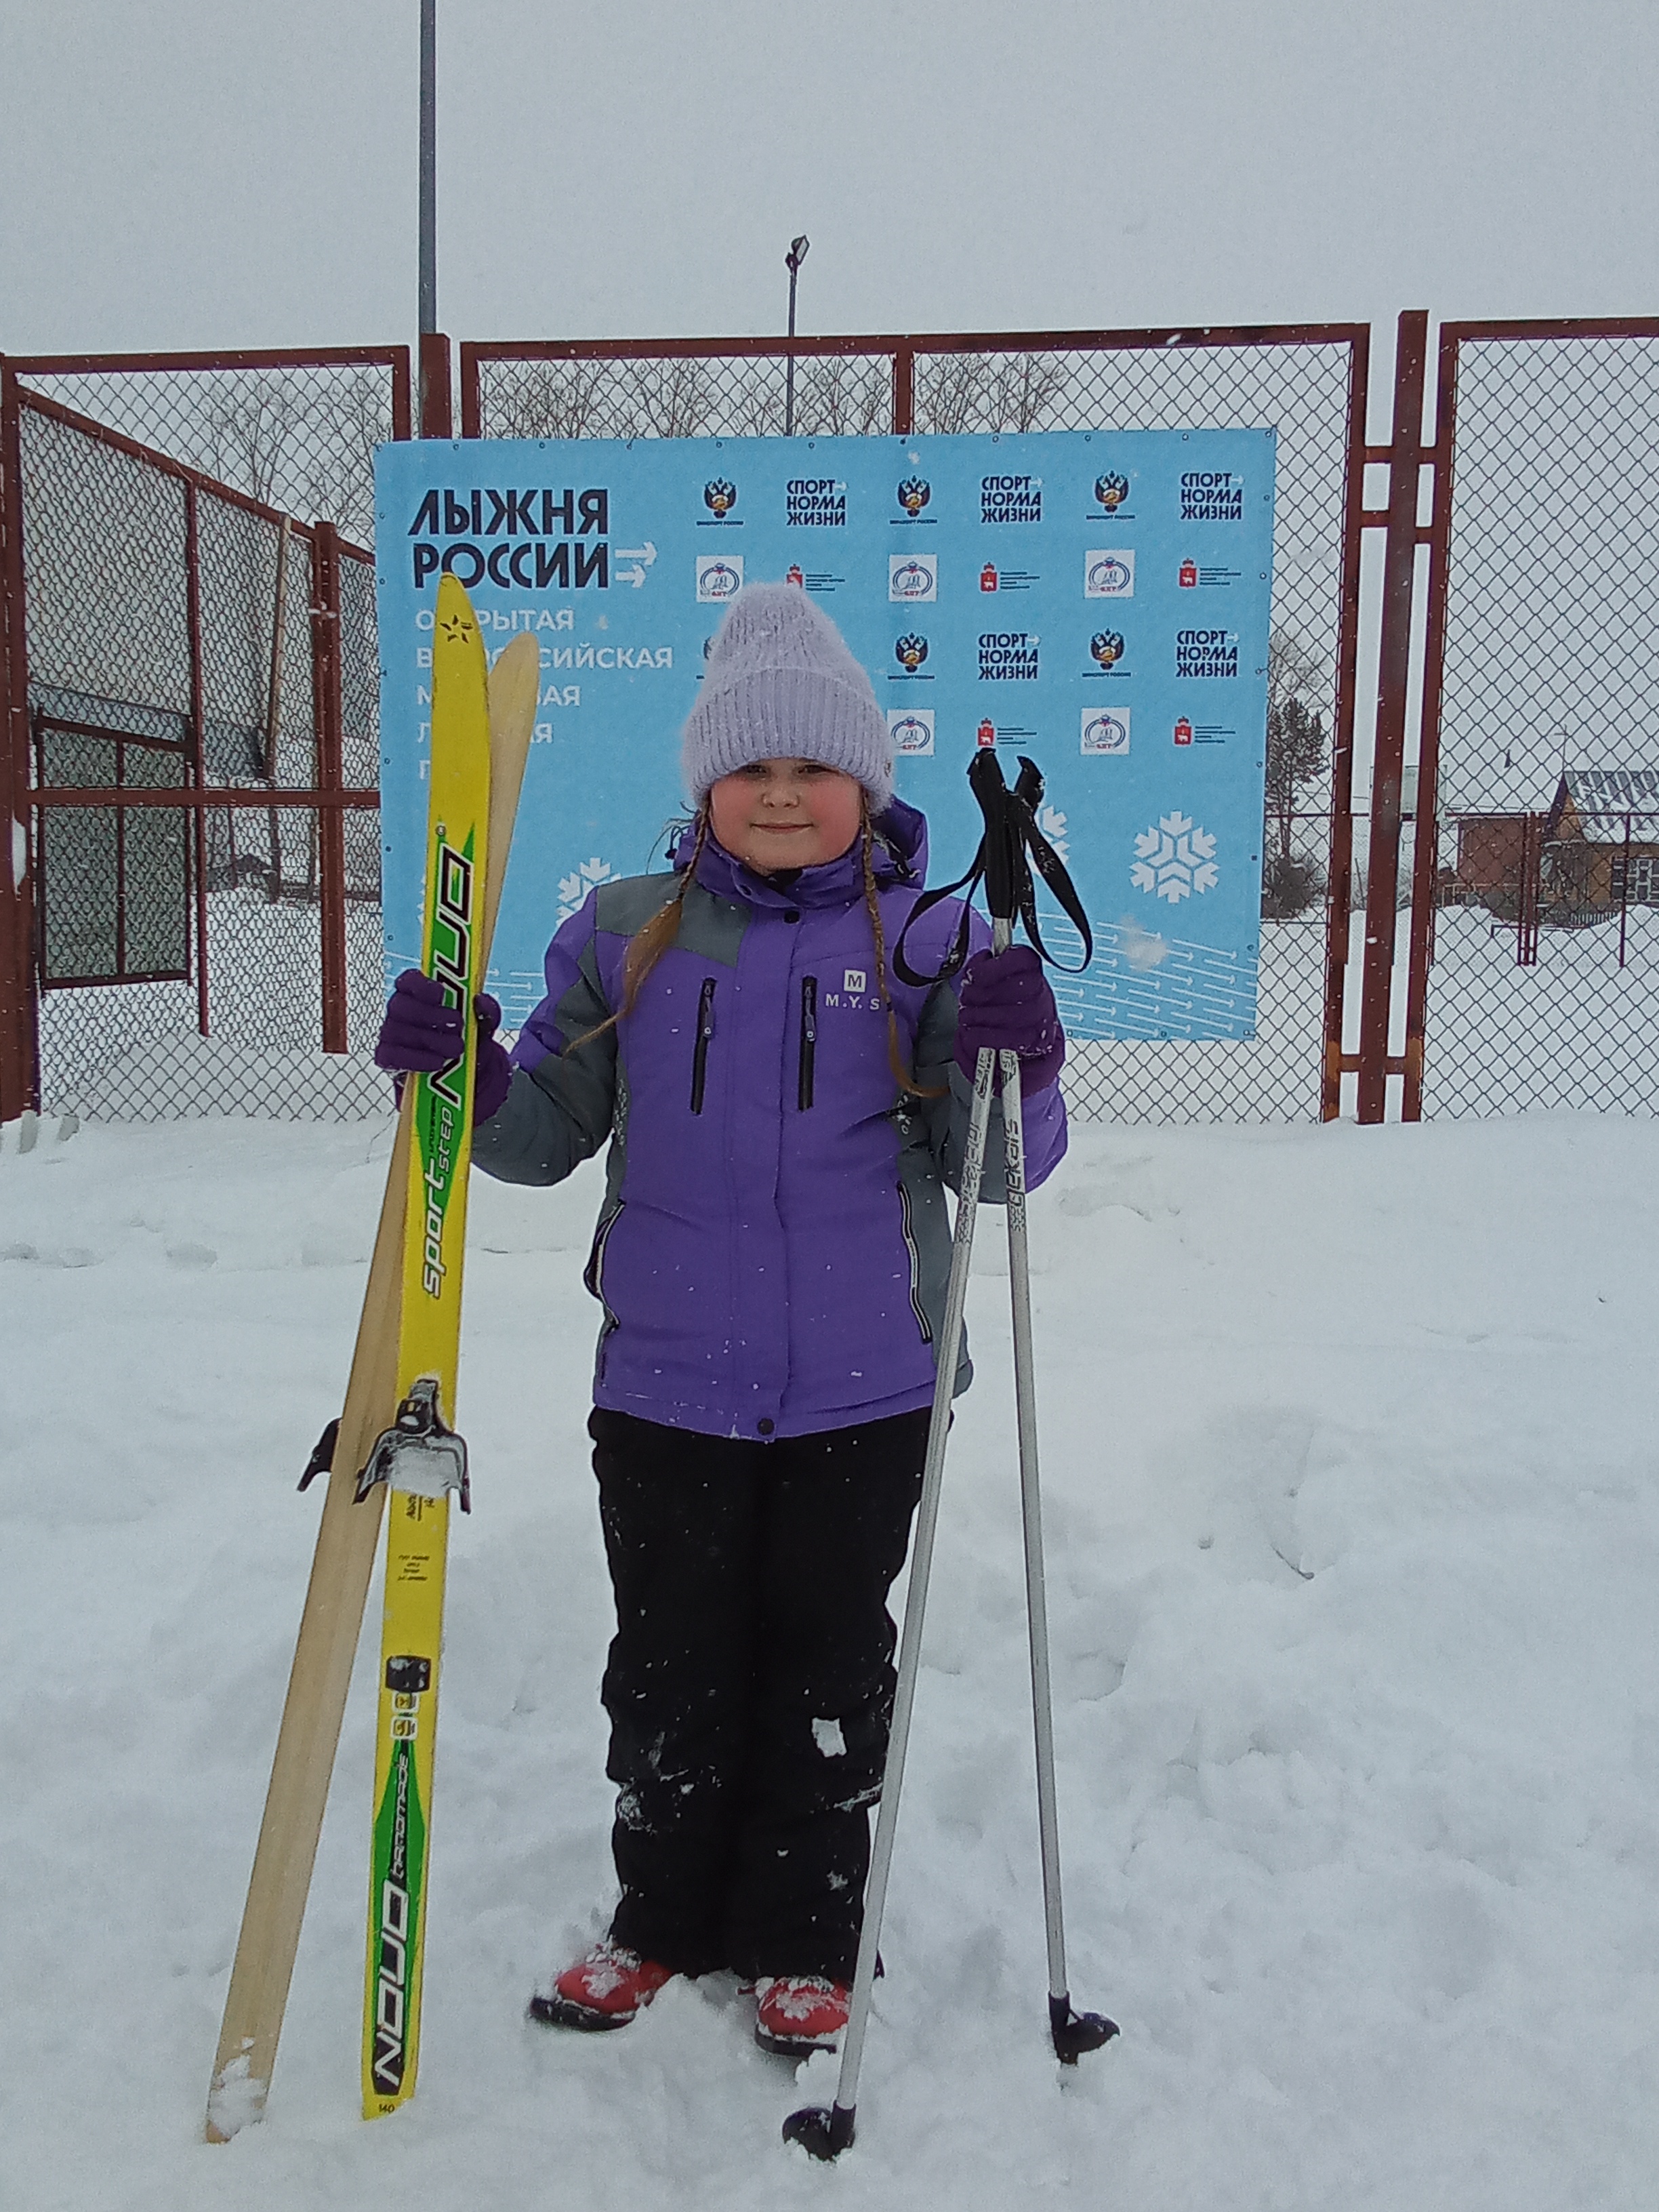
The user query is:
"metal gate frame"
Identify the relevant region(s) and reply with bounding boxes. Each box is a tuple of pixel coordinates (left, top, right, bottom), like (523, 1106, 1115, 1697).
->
(1397, 312, 1659, 1124)
(0, 347, 409, 1122)
(451, 320, 1374, 1122)
(28, 321, 1654, 1126)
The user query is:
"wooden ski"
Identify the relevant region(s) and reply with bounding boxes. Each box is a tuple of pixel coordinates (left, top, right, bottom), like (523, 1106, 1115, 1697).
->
(360, 575, 491, 2117)
(205, 609, 537, 2141)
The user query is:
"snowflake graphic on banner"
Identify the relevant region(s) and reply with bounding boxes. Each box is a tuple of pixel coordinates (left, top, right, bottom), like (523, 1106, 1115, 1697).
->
(1131, 813, 1219, 903)
(558, 856, 618, 922)
(1038, 803, 1069, 861)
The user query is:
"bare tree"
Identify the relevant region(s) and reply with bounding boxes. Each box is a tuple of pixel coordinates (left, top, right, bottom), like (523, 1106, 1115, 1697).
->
(196, 367, 393, 544)
(627, 358, 714, 438)
(915, 351, 1067, 433)
(487, 359, 635, 441)
(1262, 628, 1330, 918)
(303, 369, 398, 543)
(703, 352, 897, 437)
(199, 375, 309, 510)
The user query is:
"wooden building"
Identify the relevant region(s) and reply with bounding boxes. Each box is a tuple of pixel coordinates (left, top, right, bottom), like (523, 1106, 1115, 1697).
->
(1542, 769, 1659, 910)
(1452, 769, 1659, 917)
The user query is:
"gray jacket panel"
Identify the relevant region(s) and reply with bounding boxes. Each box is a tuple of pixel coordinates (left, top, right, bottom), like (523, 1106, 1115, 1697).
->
(471, 937, 617, 1186)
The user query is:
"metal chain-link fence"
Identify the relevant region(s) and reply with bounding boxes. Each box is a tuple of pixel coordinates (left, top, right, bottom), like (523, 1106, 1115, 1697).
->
(13, 351, 409, 549)
(12, 377, 392, 1121)
(16, 324, 1659, 1130)
(1418, 330, 1659, 1117)
(472, 348, 899, 443)
(466, 331, 1364, 1124)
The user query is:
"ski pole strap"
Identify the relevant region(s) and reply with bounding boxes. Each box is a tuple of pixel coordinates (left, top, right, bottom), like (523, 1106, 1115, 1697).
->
(892, 751, 1093, 987)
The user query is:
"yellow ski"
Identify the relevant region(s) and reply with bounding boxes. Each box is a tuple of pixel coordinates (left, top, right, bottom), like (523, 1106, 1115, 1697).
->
(205, 620, 535, 2143)
(361, 572, 491, 2118)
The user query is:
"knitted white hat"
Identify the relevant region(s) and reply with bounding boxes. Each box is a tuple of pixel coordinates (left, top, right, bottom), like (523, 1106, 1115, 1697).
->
(681, 583, 894, 808)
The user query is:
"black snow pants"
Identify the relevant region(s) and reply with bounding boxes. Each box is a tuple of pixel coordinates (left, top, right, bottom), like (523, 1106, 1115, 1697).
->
(588, 1405, 929, 1984)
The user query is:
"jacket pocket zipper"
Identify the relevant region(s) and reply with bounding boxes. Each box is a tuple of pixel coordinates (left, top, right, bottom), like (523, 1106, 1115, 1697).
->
(798, 976, 817, 1110)
(690, 977, 716, 1113)
(583, 1200, 626, 1376)
(895, 1175, 933, 1343)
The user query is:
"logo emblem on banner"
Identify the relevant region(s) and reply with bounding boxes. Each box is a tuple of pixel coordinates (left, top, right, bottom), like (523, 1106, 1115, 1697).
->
(979, 631, 1038, 680)
(897, 476, 930, 516)
(1094, 472, 1130, 512)
(1084, 550, 1134, 598)
(1132, 814, 1219, 901)
(1179, 557, 1199, 588)
(703, 478, 737, 517)
(697, 556, 743, 602)
(1174, 716, 1194, 746)
(888, 709, 935, 755)
(1181, 471, 1244, 522)
(889, 554, 937, 602)
(981, 474, 1042, 524)
(894, 633, 928, 672)
(1090, 630, 1125, 670)
(1082, 709, 1131, 756)
(1176, 628, 1239, 678)
(786, 477, 846, 526)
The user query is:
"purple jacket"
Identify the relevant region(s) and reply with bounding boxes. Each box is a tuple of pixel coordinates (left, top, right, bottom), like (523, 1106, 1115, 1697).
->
(472, 799, 1066, 1439)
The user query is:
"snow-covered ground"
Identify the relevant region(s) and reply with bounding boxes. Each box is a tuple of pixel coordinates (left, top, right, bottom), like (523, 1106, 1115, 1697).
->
(3, 1108, 1657, 2211)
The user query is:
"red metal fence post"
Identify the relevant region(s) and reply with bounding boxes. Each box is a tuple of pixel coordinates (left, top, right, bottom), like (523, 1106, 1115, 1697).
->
(1516, 813, 1542, 966)
(311, 522, 348, 1052)
(390, 350, 413, 443)
(1355, 311, 1431, 1123)
(892, 345, 914, 436)
(419, 332, 453, 440)
(0, 359, 41, 1119)
(1400, 325, 1460, 1120)
(184, 481, 212, 1037)
(457, 341, 479, 438)
(1319, 327, 1374, 1119)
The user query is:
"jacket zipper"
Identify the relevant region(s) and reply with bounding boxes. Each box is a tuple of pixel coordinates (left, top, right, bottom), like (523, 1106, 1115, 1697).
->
(689, 977, 716, 1113)
(798, 976, 817, 1110)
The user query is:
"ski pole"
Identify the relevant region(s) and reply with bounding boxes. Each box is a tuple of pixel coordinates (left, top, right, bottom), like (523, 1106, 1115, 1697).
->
(783, 1027, 998, 2163)
(785, 752, 1112, 2162)
(999, 1045, 1118, 2066)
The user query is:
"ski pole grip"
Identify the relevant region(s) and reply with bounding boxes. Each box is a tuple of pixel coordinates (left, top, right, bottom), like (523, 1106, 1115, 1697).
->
(968, 748, 1019, 925)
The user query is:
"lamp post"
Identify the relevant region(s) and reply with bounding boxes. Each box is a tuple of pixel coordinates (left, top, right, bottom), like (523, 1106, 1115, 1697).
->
(784, 235, 810, 436)
(419, 0, 436, 334)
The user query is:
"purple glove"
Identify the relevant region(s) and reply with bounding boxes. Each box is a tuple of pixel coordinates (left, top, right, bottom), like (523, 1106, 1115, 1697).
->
(374, 969, 514, 1125)
(953, 946, 1065, 1096)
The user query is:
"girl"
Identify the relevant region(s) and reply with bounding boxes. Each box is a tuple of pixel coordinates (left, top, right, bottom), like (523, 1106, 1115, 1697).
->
(375, 583, 1067, 2056)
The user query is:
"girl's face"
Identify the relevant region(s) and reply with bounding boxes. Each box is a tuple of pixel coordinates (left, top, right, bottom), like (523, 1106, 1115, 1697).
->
(708, 758, 864, 873)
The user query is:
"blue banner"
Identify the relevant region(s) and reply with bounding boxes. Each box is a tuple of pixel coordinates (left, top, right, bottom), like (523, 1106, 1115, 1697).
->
(374, 428, 1275, 1039)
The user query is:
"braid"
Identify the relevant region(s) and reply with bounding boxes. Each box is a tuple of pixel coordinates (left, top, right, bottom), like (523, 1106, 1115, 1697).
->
(619, 807, 710, 1017)
(861, 808, 946, 1099)
(566, 806, 711, 1053)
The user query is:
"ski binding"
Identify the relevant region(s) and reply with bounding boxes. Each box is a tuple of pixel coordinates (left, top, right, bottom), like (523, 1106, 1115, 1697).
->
(354, 1378, 470, 1512)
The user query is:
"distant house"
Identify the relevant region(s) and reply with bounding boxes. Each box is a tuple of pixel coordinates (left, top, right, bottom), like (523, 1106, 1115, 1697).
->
(1453, 814, 1529, 904)
(1451, 769, 1659, 919)
(1542, 769, 1659, 910)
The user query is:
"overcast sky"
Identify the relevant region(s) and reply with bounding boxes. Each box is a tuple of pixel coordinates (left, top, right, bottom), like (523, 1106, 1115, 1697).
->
(1, 1, 1654, 359)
